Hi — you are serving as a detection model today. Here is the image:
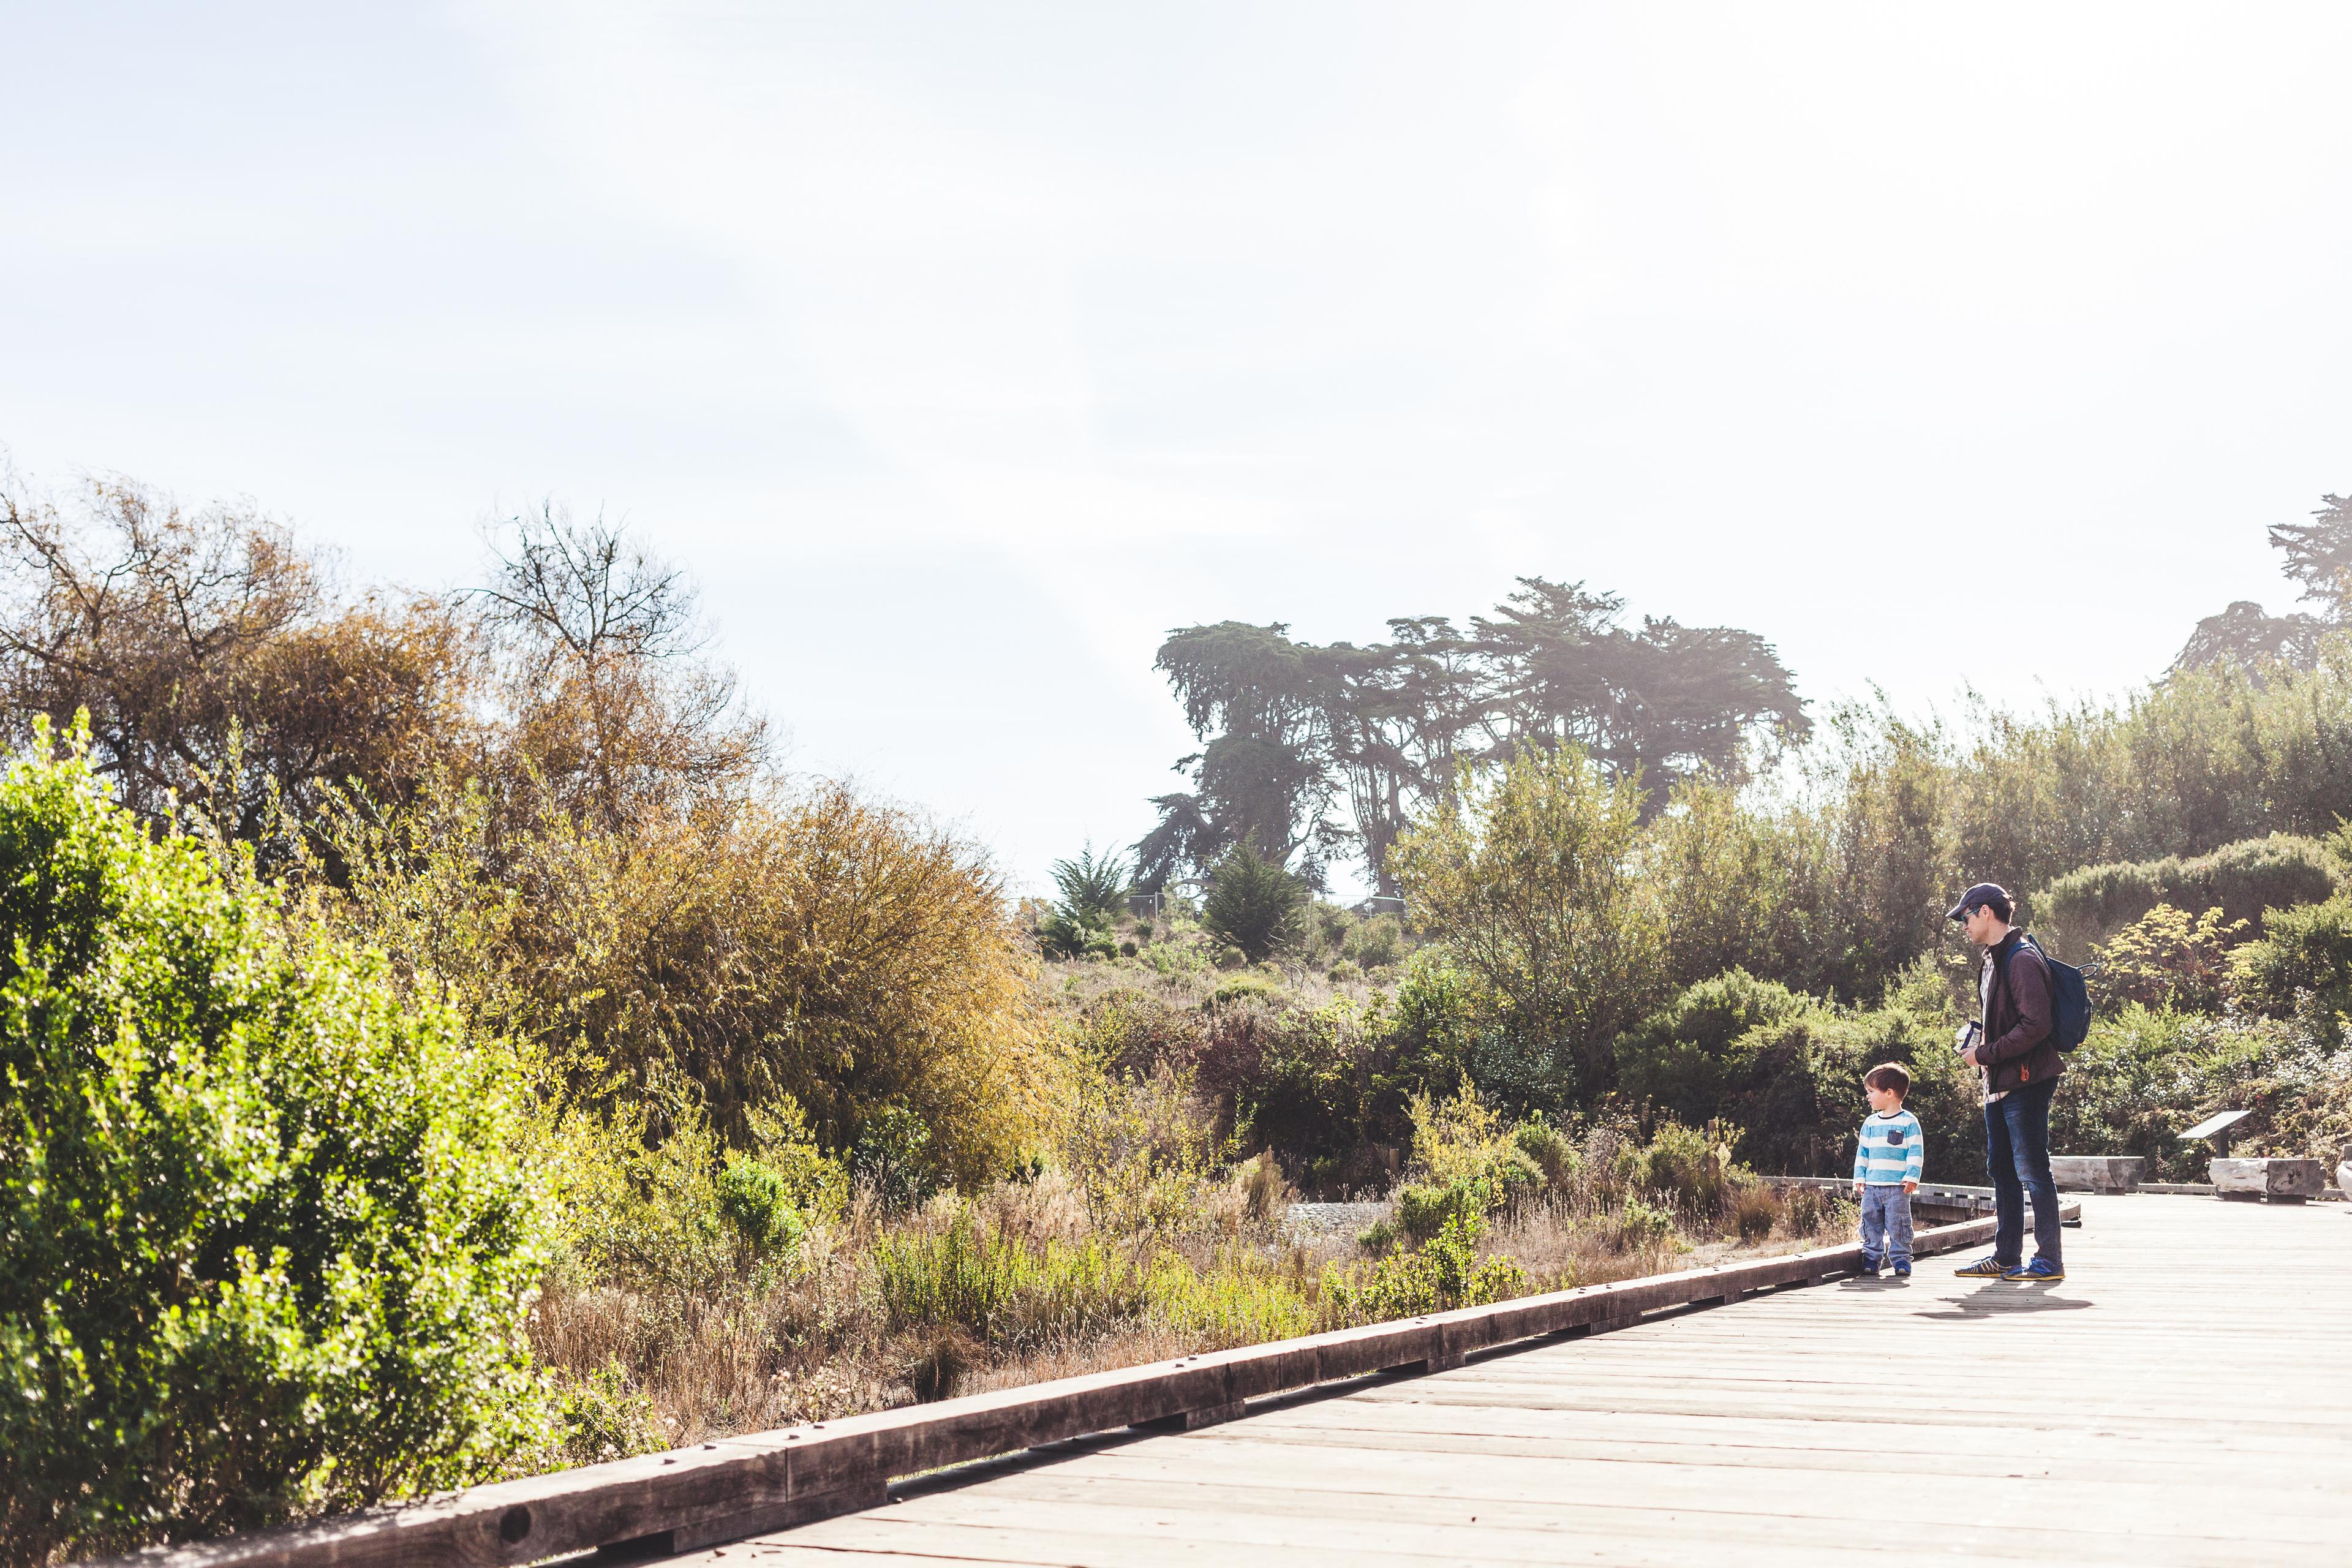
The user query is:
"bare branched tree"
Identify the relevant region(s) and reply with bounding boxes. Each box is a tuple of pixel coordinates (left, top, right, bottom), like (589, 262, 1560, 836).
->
(477, 505, 767, 828)
(0, 469, 473, 845)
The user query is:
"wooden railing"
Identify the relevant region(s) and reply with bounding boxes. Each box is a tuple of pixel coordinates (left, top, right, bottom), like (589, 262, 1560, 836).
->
(1763, 1175, 2034, 1225)
(104, 1197, 2067, 1568)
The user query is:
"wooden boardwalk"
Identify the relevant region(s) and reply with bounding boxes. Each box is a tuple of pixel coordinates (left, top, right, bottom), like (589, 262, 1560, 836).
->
(665, 1197, 2352, 1566)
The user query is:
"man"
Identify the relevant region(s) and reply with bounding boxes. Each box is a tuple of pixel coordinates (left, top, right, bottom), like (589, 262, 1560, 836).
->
(1949, 883, 2065, 1283)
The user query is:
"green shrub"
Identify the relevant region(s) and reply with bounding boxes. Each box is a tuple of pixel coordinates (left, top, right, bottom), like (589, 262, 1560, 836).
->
(2233, 895, 2352, 1020)
(1394, 1181, 1482, 1245)
(714, 1155, 810, 1255)
(1478, 1146, 1546, 1208)
(1322, 1209, 1528, 1323)
(1395, 1085, 1544, 1223)
(1344, 914, 1403, 970)
(1389, 958, 1490, 1071)
(1200, 840, 1306, 963)
(1391, 745, 1663, 1106)
(1405, 1085, 1508, 1188)
(0, 731, 547, 1564)
(744, 1097, 851, 1220)
(2045, 1006, 2217, 1178)
(1510, 1118, 1581, 1194)
(2039, 834, 2339, 955)
(2048, 1004, 2352, 1175)
(851, 1104, 943, 1210)
(1211, 973, 1281, 1006)
(1622, 1120, 1739, 1216)
(2038, 859, 2176, 951)
(1394, 1149, 1543, 1248)
(1232, 993, 1416, 1183)
(1625, 963, 1985, 1186)
(1048, 845, 1130, 929)
(1614, 969, 1811, 1128)
(1610, 1196, 1679, 1253)
(545, 1082, 842, 1295)
(1115, 974, 1411, 1194)
(2095, 904, 2246, 1012)
(1058, 1059, 1218, 1235)
(1039, 907, 1117, 959)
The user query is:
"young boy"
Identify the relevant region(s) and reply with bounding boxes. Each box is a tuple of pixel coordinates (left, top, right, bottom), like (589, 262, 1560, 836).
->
(1852, 1063, 1923, 1278)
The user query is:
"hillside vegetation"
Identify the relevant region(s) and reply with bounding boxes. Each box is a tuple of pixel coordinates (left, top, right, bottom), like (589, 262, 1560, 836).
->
(5, 470, 2352, 1563)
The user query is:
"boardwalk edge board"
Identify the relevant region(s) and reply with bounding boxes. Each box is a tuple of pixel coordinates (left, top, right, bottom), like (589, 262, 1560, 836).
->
(99, 1199, 2073, 1568)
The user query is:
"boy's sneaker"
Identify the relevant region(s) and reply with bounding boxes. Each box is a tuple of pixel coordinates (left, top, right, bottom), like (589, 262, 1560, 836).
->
(1857, 1256, 1881, 1277)
(1954, 1255, 2010, 1278)
(2002, 1258, 2064, 1283)
(1891, 1262, 1912, 1278)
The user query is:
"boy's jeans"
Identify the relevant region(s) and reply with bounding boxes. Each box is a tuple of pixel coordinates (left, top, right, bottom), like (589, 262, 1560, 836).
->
(1859, 1185, 1913, 1269)
(1985, 1074, 2062, 1267)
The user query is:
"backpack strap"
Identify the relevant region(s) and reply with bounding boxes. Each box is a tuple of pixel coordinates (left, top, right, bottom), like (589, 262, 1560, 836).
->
(1987, 933, 2052, 1065)
(1986, 933, 2035, 1041)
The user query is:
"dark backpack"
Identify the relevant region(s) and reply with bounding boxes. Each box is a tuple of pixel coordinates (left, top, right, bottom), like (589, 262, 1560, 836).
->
(2002, 934, 2091, 1053)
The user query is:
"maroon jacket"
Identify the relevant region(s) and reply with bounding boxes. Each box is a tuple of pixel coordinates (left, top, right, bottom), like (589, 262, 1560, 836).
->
(1981, 930, 2064, 1094)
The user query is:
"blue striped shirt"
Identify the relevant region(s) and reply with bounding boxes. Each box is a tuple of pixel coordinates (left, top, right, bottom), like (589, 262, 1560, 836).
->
(1853, 1109, 1924, 1186)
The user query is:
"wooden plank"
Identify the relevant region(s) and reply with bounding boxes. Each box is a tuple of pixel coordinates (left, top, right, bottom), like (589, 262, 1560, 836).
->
(1198, 1415, 2352, 1485)
(908, 1461, 2352, 1542)
(778, 1482, 2318, 1567)
(714, 1513, 2125, 1568)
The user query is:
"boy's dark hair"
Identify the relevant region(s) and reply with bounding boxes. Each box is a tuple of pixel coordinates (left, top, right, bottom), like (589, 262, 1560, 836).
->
(1863, 1062, 1911, 1099)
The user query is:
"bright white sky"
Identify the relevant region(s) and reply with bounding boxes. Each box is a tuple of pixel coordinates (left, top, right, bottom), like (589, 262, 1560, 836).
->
(6, 4, 2350, 896)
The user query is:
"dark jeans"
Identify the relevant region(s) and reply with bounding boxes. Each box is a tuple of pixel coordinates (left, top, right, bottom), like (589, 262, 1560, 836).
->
(1985, 1074, 2062, 1267)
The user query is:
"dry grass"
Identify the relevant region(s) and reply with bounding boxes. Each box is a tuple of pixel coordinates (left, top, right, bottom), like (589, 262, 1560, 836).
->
(1477, 1144, 1855, 1291)
(529, 1137, 1858, 1460)
(530, 1171, 1285, 1447)
(1042, 947, 1385, 1016)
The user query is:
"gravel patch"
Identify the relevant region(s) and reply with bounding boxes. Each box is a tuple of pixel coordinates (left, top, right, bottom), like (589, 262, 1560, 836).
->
(1281, 1200, 1390, 1243)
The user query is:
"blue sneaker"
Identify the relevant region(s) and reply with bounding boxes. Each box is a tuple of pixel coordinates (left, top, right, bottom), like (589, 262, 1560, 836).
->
(1891, 1262, 1911, 1279)
(2002, 1258, 2064, 1283)
(1953, 1255, 2010, 1278)
(1857, 1254, 1881, 1277)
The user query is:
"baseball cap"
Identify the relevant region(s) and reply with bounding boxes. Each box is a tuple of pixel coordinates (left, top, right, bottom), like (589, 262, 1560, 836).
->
(1946, 883, 2012, 922)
